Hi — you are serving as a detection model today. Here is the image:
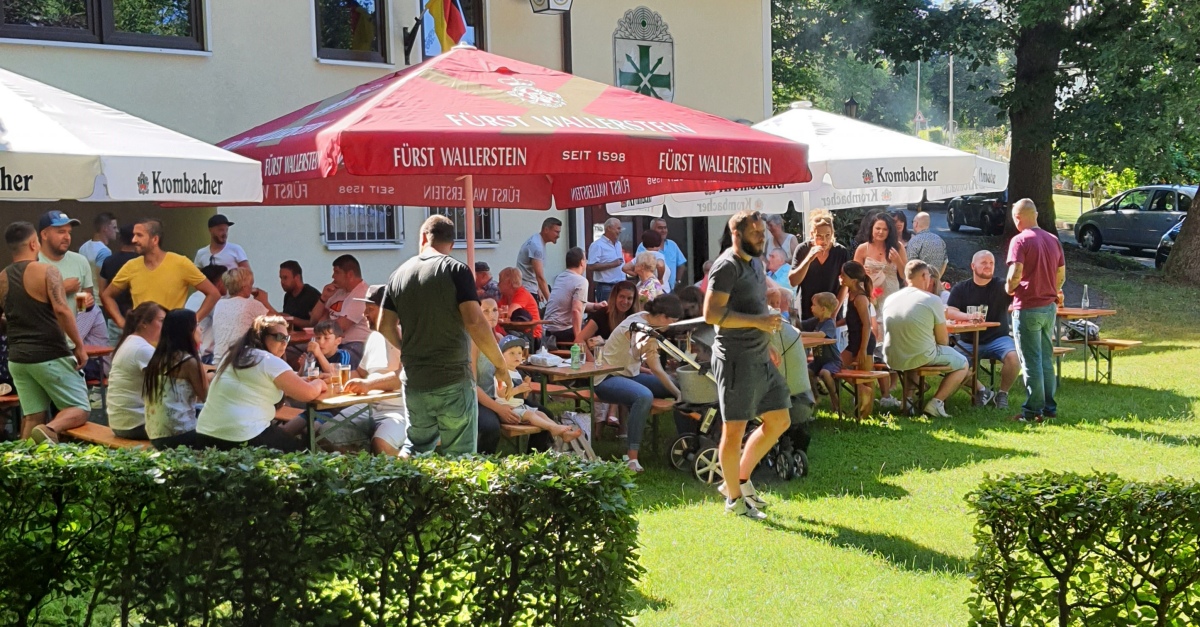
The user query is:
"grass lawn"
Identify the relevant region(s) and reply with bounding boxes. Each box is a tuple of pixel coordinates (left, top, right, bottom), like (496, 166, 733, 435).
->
(622, 265, 1200, 626)
(1053, 192, 1094, 225)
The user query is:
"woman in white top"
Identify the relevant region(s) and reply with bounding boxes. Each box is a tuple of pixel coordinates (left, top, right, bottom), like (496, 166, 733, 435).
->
(106, 302, 165, 439)
(211, 267, 276, 365)
(593, 294, 682, 473)
(196, 315, 326, 452)
(143, 309, 208, 449)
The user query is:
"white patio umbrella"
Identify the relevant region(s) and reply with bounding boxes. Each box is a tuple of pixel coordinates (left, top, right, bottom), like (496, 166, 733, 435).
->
(607, 101, 1007, 217)
(0, 67, 262, 203)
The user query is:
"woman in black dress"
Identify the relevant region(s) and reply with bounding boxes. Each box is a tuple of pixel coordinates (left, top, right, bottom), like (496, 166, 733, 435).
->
(789, 209, 851, 320)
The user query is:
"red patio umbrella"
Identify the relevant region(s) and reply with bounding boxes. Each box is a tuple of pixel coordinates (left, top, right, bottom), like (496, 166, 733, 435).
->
(217, 45, 811, 267)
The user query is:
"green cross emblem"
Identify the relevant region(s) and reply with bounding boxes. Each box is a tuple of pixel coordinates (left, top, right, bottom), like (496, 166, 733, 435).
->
(618, 44, 672, 100)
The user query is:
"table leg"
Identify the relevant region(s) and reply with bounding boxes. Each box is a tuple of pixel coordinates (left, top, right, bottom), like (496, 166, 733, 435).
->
(307, 405, 317, 453)
(969, 329, 981, 403)
(540, 374, 550, 408)
(1082, 332, 1089, 381)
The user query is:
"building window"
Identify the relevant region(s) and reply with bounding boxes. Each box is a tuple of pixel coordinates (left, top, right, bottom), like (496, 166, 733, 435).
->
(427, 207, 500, 245)
(421, 0, 483, 58)
(0, 0, 205, 50)
(322, 205, 404, 249)
(315, 0, 386, 63)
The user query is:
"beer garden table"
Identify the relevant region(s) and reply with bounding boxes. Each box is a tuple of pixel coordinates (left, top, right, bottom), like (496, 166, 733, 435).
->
(947, 320, 1001, 404)
(1055, 307, 1117, 380)
(306, 391, 404, 453)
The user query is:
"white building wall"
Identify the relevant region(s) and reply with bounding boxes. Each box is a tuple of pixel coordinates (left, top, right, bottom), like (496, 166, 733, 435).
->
(0, 0, 769, 293)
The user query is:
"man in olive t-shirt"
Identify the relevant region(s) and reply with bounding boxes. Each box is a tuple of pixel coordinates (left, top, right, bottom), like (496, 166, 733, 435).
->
(378, 215, 506, 456)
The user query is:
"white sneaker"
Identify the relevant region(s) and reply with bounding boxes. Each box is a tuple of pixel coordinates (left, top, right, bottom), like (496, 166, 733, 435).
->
(718, 479, 768, 510)
(725, 496, 767, 520)
(924, 398, 951, 418)
(622, 455, 644, 473)
(878, 396, 902, 409)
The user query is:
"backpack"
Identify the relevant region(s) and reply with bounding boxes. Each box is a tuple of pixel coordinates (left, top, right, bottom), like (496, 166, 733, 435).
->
(1063, 320, 1100, 342)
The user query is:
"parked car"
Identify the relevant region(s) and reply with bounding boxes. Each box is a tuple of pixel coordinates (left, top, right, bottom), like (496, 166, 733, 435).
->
(1074, 185, 1193, 253)
(947, 191, 1008, 235)
(1155, 218, 1183, 269)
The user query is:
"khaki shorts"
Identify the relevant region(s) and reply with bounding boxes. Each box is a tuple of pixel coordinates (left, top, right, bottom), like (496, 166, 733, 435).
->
(10, 356, 90, 416)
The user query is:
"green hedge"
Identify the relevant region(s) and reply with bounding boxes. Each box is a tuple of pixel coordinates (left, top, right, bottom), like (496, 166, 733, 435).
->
(0, 442, 641, 626)
(966, 471, 1200, 626)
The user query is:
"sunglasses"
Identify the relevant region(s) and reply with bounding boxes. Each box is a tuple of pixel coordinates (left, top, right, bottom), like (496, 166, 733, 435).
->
(265, 332, 290, 342)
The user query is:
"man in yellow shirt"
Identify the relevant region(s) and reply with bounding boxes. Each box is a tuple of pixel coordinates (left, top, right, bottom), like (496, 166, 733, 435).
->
(100, 218, 220, 329)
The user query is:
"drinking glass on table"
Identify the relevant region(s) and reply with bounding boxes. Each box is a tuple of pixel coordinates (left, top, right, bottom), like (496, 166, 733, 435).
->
(338, 364, 351, 391)
(978, 305, 989, 320)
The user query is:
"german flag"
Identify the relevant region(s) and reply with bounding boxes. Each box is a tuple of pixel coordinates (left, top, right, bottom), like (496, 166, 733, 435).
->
(426, 0, 467, 53)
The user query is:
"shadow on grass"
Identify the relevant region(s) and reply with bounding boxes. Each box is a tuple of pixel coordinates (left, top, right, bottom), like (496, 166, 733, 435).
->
(1108, 427, 1198, 448)
(627, 588, 671, 614)
(624, 413, 1031, 514)
(762, 516, 970, 574)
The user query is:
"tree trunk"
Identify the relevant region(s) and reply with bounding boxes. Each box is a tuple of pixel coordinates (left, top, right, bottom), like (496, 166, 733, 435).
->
(1163, 215, 1200, 285)
(1005, 22, 1065, 236)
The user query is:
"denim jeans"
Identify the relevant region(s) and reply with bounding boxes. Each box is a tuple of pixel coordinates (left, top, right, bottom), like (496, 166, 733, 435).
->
(594, 373, 673, 451)
(405, 379, 478, 456)
(594, 282, 615, 304)
(1012, 304, 1057, 418)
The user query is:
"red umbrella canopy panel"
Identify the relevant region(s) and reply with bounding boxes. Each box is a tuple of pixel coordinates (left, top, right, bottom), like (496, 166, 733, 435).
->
(220, 46, 811, 209)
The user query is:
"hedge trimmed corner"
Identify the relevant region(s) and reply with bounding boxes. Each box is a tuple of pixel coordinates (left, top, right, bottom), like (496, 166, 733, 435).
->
(0, 442, 642, 627)
(966, 471, 1200, 627)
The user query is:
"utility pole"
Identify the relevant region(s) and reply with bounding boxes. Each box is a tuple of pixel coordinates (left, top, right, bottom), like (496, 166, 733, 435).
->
(948, 54, 955, 146)
(915, 60, 922, 135)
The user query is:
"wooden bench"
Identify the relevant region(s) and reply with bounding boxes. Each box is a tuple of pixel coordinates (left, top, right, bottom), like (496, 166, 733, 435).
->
(1063, 338, 1143, 384)
(899, 365, 956, 415)
(832, 370, 891, 420)
(274, 406, 305, 422)
(499, 423, 543, 453)
(594, 397, 675, 452)
(62, 423, 150, 449)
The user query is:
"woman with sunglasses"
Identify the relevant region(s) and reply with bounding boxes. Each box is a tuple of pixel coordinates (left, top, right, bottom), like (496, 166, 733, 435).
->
(195, 315, 326, 452)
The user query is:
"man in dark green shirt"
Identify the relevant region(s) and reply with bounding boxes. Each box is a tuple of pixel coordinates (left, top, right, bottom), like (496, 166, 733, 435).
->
(379, 215, 506, 456)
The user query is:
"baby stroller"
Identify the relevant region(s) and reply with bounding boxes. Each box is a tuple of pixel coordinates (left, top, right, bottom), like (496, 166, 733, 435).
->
(640, 319, 809, 484)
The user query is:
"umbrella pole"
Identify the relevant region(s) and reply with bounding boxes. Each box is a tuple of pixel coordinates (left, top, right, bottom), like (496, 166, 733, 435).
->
(459, 175, 476, 272)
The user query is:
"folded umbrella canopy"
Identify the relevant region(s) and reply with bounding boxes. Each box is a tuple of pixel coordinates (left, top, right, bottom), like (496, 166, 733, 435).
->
(609, 101, 1008, 217)
(218, 45, 811, 211)
(0, 67, 262, 203)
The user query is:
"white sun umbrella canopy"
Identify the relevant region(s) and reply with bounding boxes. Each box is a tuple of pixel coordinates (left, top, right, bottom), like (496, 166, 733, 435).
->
(608, 101, 1007, 217)
(0, 67, 261, 202)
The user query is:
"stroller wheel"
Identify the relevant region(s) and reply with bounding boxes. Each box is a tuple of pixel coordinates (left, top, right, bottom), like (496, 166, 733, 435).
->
(669, 434, 699, 471)
(693, 447, 723, 484)
(794, 449, 809, 478)
(773, 448, 794, 481)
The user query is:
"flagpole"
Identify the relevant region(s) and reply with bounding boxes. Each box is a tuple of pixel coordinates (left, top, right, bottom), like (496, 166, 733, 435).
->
(459, 175, 476, 272)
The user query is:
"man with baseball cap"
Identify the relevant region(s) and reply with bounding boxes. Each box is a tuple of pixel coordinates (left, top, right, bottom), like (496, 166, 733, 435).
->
(35, 212, 107, 364)
(474, 261, 500, 301)
(194, 214, 249, 271)
(330, 284, 409, 456)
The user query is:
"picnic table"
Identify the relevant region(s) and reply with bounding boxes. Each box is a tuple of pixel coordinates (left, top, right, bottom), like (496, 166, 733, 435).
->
(498, 318, 543, 334)
(84, 345, 114, 358)
(948, 320, 1001, 404)
(306, 391, 404, 453)
(1055, 307, 1117, 380)
(517, 361, 625, 408)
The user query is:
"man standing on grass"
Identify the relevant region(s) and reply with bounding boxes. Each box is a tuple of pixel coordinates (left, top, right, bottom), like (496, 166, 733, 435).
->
(379, 215, 507, 456)
(1006, 199, 1066, 423)
(194, 214, 250, 271)
(703, 210, 791, 520)
(0, 221, 90, 445)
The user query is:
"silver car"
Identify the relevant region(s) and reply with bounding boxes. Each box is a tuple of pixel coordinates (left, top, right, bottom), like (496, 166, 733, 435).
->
(1075, 185, 1194, 252)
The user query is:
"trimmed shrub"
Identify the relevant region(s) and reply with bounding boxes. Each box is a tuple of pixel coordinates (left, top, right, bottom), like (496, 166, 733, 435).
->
(0, 443, 641, 626)
(966, 471, 1200, 626)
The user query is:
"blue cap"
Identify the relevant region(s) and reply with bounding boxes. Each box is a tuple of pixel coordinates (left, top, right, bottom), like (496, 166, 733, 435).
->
(37, 210, 81, 232)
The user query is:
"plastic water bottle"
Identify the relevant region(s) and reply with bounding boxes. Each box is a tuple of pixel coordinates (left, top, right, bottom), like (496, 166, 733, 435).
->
(1081, 285, 1090, 309)
(570, 343, 583, 370)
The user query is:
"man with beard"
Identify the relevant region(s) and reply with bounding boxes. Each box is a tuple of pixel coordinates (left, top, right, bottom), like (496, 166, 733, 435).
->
(36, 212, 107, 365)
(702, 210, 791, 520)
(194, 214, 250, 271)
(102, 218, 220, 329)
(946, 250, 1018, 409)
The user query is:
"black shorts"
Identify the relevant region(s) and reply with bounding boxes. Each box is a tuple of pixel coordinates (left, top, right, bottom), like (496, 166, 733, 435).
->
(711, 349, 791, 422)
